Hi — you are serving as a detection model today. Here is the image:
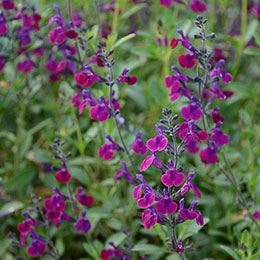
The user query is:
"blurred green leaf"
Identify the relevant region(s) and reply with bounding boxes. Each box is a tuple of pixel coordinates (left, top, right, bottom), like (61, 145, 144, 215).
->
(219, 245, 240, 260)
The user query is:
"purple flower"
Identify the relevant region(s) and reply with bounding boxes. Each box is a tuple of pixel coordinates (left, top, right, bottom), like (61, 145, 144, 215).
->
(54, 162, 71, 183)
(177, 199, 204, 226)
(159, 0, 173, 7)
(253, 211, 260, 221)
(90, 101, 110, 122)
(155, 189, 178, 215)
(181, 102, 203, 121)
(74, 211, 91, 233)
(178, 53, 196, 69)
(76, 187, 94, 207)
(56, 59, 76, 74)
(132, 131, 147, 155)
(210, 59, 232, 83)
(117, 68, 137, 85)
(142, 207, 158, 229)
(0, 14, 8, 35)
(211, 125, 229, 146)
(176, 29, 191, 50)
(115, 161, 135, 183)
(146, 125, 168, 152)
(72, 13, 82, 28)
(98, 135, 120, 161)
(189, 0, 207, 12)
(74, 66, 100, 87)
(177, 239, 184, 253)
(27, 239, 46, 257)
(133, 175, 156, 209)
(200, 144, 218, 164)
(140, 152, 163, 172)
(180, 172, 201, 198)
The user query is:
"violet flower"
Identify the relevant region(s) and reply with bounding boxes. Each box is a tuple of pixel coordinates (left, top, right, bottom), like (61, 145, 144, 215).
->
(146, 125, 168, 152)
(74, 211, 91, 233)
(132, 131, 147, 155)
(115, 161, 135, 183)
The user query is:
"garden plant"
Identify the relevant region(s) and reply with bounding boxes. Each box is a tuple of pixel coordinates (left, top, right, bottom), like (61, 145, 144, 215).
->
(1, 0, 260, 259)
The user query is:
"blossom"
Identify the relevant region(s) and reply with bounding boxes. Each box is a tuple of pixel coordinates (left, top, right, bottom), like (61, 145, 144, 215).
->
(117, 68, 137, 85)
(253, 211, 260, 221)
(142, 207, 159, 229)
(27, 239, 46, 257)
(56, 59, 76, 74)
(76, 187, 94, 207)
(178, 53, 196, 68)
(200, 145, 218, 164)
(210, 59, 232, 83)
(146, 125, 168, 152)
(211, 125, 229, 146)
(210, 107, 224, 123)
(180, 172, 201, 198)
(115, 161, 135, 183)
(177, 199, 204, 226)
(161, 160, 185, 187)
(0, 14, 8, 35)
(190, 0, 207, 12)
(100, 242, 124, 260)
(74, 66, 100, 87)
(17, 58, 36, 73)
(155, 190, 178, 215)
(98, 135, 120, 160)
(1, 0, 15, 10)
(49, 26, 66, 44)
(72, 13, 82, 28)
(132, 131, 147, 155)
(74, 211, 91, 233)
(55, 162, 71, 183)
(140, 152, 163, 172)
(89, 101, 109, 122)
(159, 0, 173, 7)
(181, 102, 203, 121)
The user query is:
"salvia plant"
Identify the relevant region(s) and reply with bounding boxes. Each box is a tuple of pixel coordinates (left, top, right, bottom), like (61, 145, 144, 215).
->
(1, 0, 260, 260)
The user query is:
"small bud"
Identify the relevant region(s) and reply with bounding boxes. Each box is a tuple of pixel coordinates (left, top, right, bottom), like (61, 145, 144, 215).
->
(194, 34, 202, 39)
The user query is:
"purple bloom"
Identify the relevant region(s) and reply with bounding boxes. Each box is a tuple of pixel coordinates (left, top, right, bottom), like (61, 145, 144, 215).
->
(76, 187, 94, 207)
(177, 199, 204, 226)
(253, 211, 260, 221)
(0, 14, 8, 35)
(133, 175, 156, 209)
(132, 131, 147, 155)
(74, 211, 91, 233)
(140, 152, 163, 172)
(190, 0, 207, 12)
(155, 189, 178, 215)
(56, 59, 76, 74)
(98, 135, 120, 161)
(180, 172, 201, 198)
(178, 53, 196, 69)
(115, 161, 135, 183)
(200, 144, 218, 164)
(210, 59, 232, 83)
(211, 125, 229, 146)
(146, 125, 168, 152)
(142, 207, 158, 229)
(117, 68, 137, 85)
(177, 239, 184, 253)
(27, 239, 46, 257)
(72, 13, 82, 28)
(181, 102, 203, 121)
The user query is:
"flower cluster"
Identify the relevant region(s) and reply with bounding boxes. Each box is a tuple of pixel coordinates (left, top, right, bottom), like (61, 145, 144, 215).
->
(132, 111, 203, 254)
(13, 139, 94, 258)
(165, 16, 232, 164)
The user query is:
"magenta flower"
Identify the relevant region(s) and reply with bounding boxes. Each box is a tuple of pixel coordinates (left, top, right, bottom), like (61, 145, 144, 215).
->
(200, 145, 218, 164)
(211, 125, 229, 146)
(74, 67, 100, 87)
(181, 102, 203, 121)
(155, 190, 178, 215)
(45, 55, 58, 72)
(159, 0, 173, 7)
(49, 27, 66, 44)
(72, 13, 82, 28)
(142, 207, 158, 229)
(74, 211, 91, 233)
(90, 103, 109, 122)
(161, 160, 185, 187)
(176, 29, 191, 49)
(253, 211, 260, 221)
(115, 161, 135, 183)
(180, 172, 201, 198)
(133, 174, 156, 209)
(178, 53, 196, 68)
(55, 162, 71, 183)
(210, 107, 224, 123)
(76, 187, 94, 207)
(1, 0, 15, 10)
(56, 59, 76, 74)
(132, 131, 147, 155)
(17, 58, 36, 73)
(0, 14, 8, 35)
(140, 152, 163, 172)
(27, 239, 46, 258)
(177, 199, 204, 226)
(210, 59, 232, 83)
(189, 0, 207, 12)
(117, 68, 137, 85)
(98, 135, 120, 160)
(177, 239, 184, 253)
(146, 125, 168, 152)
(100, 249, 114, 260)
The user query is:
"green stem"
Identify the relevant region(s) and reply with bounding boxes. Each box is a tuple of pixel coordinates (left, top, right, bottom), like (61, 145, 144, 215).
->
(71, 111, 91, 184)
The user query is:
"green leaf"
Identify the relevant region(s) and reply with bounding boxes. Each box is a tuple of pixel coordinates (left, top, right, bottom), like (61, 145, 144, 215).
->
(244, 47, 260, 56)
(106, 232, 127, 247)
(219, 245, 240, 260)
(0, 201, 24, 216)
(250, 252, 260, 260)
(131, 46, 159, 59)
(5, 167, 37, 192)
(120, 3, 148, 19)
(240, 229, 249, 247)
(244, 20, 259, 43)
(132, 244, 167, 253)
(83, 243, 98, 258)
(112, 33, 136, 49)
